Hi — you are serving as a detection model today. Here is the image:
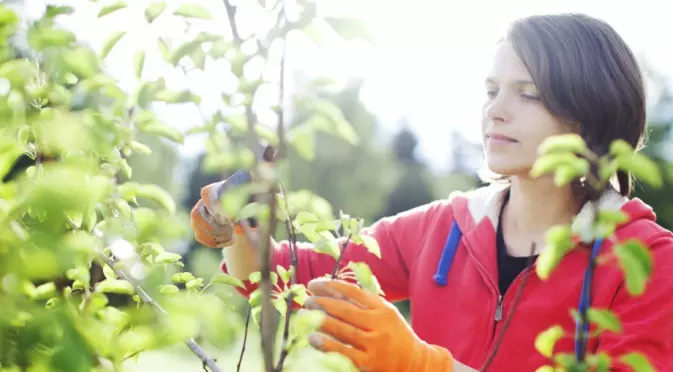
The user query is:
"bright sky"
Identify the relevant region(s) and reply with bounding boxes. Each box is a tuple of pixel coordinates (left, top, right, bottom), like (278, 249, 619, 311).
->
(22, 0, 673, 173)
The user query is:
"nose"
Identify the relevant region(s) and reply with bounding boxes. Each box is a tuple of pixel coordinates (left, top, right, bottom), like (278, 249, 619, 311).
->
(484, 93, 511, 124)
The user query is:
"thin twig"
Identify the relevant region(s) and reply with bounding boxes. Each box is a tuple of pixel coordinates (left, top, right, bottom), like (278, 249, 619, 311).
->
(481, 242, 537, 372)
(237, 307, 252, 372)
(65, 218, 222, 372)
(576, 202, 599, 362)
(274, 187, 298, 372)
(258, 192, 279, 372)
(331, 232, 353, 279)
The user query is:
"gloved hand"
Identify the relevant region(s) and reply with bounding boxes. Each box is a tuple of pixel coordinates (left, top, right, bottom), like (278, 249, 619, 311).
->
(304, 278, 455, 372)
(190, 179, 247, 248)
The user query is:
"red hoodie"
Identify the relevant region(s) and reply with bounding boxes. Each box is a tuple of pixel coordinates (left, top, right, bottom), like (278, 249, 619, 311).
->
(222, 185, 673, 371)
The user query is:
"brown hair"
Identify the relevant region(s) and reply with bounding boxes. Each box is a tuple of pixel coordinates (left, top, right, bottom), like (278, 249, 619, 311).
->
(483, 13, 647, 200)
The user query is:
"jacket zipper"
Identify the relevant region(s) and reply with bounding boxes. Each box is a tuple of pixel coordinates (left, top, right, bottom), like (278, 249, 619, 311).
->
(484, 264, 536, 365)
(464, 241, 538, 365)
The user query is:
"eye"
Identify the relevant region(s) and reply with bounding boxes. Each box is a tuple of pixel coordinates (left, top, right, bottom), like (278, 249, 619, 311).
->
(486, 88, 498, 99)
(521, 93, 541, 101)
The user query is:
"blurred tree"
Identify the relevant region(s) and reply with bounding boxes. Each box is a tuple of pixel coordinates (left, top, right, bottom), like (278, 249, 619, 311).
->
(286, 78, 396, 224)
(631, 69, 673, 230)
(376, 124, 434, 219)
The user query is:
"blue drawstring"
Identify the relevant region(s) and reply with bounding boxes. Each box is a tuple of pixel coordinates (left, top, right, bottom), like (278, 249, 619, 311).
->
(574, 238, 603, 360)
(432, 221, 604, 360)
(433, 220, 463, 286)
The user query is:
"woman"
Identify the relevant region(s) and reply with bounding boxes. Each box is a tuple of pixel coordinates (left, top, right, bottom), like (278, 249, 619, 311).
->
(190, 13, 673, 371)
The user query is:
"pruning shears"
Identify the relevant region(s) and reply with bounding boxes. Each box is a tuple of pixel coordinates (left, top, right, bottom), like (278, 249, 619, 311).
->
(215, 142, 277, 228)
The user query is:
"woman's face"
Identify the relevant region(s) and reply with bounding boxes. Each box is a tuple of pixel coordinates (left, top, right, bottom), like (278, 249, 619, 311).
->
(481, 40, 575, 177)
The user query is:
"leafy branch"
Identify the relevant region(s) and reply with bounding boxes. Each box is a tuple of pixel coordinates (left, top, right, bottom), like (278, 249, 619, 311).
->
(525, 134, 662, 371)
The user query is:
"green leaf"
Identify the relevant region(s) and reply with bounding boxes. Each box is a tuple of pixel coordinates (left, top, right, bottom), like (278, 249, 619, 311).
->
(60, 47, 99, 78)
(273, 297, 287, 316)
(157, 38, 171, 62)
(619, 352, 654, 372)
(159, 284, 179, 295)
(359, 235, 381, 259)
(536, 225, 574, 280)
(103, 264, 117, 280)
(211, 273, 246, 289)
(84, 208, 97, 232)
(155, 252, 182, 265)
(587, 308, 622, 333)
(323, 17, 373, 43)
(169, 40, 205, 66)
(134, 50, 145, 80)
(129, 141, 152, 155)
(135, 183, 176, 214)
(98, 1, 126, 17)
(537, 134, 587, 155)
(615, 152, 662, 188)
(33, 282, 57, 300)
(173, 4, 213, 20)
(287, 123, 315, 161)
(614, 239, 653, 295)
(302, 98, 359, 145)
(313, 238, 341, 260)
(45, 5, 75, 18)
(295, 211, 320, 224)
(554, 164, 581, 186)
(534, 325, 564, 358)
(610, 139, 634, 157)
(96, 279, 134, 295)
(249, 289, 262, 307)
(172, 272, 196, 283)
(100, 31, 126, 59)
(144, 1, 166, 23)
(597, 209, 630, 226)
(138, 123, 184, 144)
(186, 278, 204, 290)
(347, 262, 383, 296)
(277, 266, 291, 284)
(248, 272, 261, 284)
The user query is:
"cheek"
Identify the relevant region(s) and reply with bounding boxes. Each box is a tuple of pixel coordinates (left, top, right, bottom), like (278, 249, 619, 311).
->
(524, 112, 570, 149)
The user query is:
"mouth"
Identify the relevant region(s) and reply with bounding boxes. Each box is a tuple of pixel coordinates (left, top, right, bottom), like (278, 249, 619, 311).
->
(486, 133, 519, 144)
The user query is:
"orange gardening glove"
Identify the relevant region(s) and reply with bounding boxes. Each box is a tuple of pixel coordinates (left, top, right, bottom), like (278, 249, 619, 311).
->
(190, 180, 248, 248)
(304, 278, 455, 372)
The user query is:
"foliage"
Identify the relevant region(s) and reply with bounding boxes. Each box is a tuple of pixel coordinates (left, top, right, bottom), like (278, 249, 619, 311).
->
(0, 1, 667, 372)
(0, 1, 371, 371)
(528, 134, 663, 372)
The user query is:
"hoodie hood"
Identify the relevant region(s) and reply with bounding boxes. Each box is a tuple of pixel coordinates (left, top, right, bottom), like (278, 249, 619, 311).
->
(445, 183, 656, 239)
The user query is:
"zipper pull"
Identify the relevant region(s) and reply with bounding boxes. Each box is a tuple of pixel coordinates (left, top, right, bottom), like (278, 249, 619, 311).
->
(494, 295, 503, 322)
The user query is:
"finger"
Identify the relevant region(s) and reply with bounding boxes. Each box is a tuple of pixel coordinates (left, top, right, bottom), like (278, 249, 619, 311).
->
(308, 278, 381, 309)
(305, 296, 373, 331)
(193, 228, 233, 248)
(199, 182, 222, 208)
(190, 200, 215, 233)
(319, 314, 371, 351)
(309, 333, 369, 369)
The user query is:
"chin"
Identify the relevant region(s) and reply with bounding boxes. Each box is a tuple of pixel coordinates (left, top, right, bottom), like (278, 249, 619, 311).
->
(485, 159, 531, 178)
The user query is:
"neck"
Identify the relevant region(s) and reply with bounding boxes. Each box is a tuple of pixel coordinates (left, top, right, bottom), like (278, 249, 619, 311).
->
(504, 176, 580, 243)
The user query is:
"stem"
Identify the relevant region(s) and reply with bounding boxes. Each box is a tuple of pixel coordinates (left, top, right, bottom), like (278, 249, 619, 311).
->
(331, 232, 353, 279)
(576, 202, 599, 362)
(66, 219, 222, 372)
(481, 243, 537, 372)
(237, 307, 251, 372)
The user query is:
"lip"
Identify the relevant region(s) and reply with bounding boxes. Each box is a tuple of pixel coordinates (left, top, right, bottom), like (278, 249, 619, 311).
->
(486, 133, 518, 143)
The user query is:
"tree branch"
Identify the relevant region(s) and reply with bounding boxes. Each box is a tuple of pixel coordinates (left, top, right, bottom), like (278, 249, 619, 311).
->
(236, 307, 251, 372)
(67, 221, 222, 372)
